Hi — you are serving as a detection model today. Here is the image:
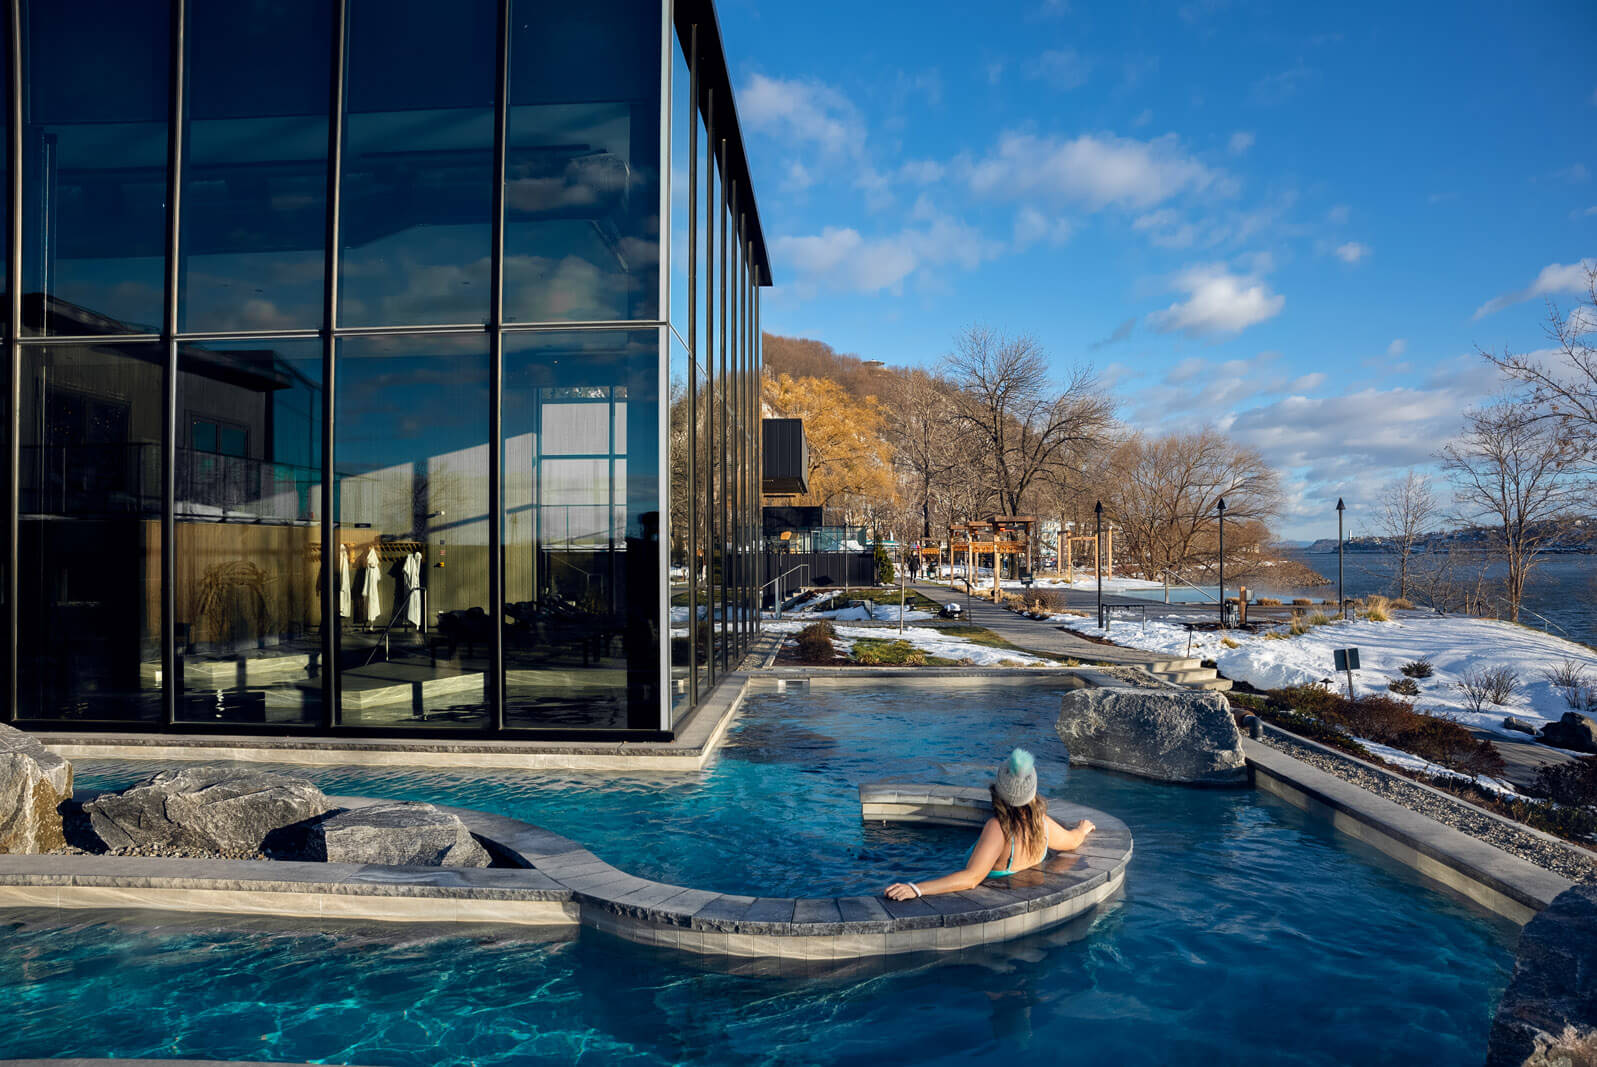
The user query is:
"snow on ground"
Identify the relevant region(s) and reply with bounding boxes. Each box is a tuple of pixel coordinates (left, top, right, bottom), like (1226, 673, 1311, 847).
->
(939, 567, 1163, 592)
(787, 603, 936, 623)
(1353, 737, 1519, 795)
(1060, 611, 1597, 736)
(765, 619, 1049, 666)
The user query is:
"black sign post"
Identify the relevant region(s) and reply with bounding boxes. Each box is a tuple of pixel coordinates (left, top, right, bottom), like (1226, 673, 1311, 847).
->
(1334, 647, 1361, 699)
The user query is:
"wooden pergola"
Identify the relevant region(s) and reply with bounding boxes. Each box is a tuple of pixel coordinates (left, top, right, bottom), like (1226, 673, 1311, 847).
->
(947, 515, 1038, 597)
(1058, 526, 1113, 583)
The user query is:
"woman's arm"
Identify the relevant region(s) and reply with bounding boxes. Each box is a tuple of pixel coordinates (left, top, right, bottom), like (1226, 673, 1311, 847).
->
(1046, 816, 1095, 852)
(885, 818, 1005, 901)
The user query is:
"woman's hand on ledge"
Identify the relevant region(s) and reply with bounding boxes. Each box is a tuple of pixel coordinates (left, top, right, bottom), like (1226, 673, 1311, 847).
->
(884, 882, 921, 901)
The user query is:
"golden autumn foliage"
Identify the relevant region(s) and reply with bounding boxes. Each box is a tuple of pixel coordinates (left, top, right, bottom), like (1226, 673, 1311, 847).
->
(763, 371, 897, 517)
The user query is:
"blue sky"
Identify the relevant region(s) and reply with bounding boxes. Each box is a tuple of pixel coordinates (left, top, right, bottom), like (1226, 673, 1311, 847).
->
(715, 0, 1597, 539)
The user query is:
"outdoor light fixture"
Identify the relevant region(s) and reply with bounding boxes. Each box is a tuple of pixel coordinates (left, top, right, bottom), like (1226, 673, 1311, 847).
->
(1095, 501, 1105, 630)
(1336, 498, 1346, 620)
(1216, 498, 1227, 628)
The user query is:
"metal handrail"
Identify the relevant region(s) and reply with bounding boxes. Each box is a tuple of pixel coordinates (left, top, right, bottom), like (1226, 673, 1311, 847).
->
(760, 563, 811, 618)
(1520, 607, 1572, 638)
(1157, 568, 1220, 604)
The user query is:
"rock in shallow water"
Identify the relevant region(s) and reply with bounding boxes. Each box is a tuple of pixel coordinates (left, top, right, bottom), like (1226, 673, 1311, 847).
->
(308, 801, 491, 867)
(1486, 884, 1597, 1067)
(1055, 687, 1247, 786)
(0, 723, 73, 853)
(83, 765, 332, 854)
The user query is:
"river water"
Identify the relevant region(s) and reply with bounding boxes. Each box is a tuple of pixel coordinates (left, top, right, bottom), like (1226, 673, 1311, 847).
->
(1122, 549, 1597, 649)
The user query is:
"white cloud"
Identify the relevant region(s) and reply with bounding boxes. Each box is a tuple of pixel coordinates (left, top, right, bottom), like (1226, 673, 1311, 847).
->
(898, 159, 945, 184)
(1286, 372, 1326, 392)
(1013, 206, 1072, 249)
(1473, 258, 1596, 318)
(1386, 338, 1407, 357)
(773, 211, 1004, 296)
(1146, 264, 1285, 338)
(1131, 108, 1153, 127)
(1327, 204, 1350, 224)
(966, 131, 1226, 211)
(1026, 48, 1092, 90)
(1227, 131, 1255, 155)
(1555, 163, 1590, 183)
(1334, 241, 1369, 264)
(1132, 208, 1199, 249)
(739, 73, 865, 157)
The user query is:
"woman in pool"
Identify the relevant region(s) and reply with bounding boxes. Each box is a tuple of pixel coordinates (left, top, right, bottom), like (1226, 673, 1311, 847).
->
(884, 749, 1094, 901)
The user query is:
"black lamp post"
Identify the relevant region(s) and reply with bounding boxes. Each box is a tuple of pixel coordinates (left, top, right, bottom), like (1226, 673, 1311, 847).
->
(1217, 497, 1227, 628)
(1095, 500, 1105, 630)
(1336, 498, 1346, 620)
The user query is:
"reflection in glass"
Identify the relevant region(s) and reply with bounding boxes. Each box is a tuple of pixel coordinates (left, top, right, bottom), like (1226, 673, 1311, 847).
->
(694, 357, 712, 699)
(180, 0, 331, 332)
(18, 343, 164, 720)
(668, 333, 692, 720)
(335, 335, 490, 727)
(339, 0, 495, 326)
(504, 330, 661, 730)
(174, 339, 323, 725)
(669, 29, 690, 335)
(22, 0, 170, 335)
(504, 0, 661, 323)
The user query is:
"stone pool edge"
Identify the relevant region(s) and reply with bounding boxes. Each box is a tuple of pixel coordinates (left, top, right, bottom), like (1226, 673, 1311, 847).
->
(0, 791, 1132, 959)
(1245, 739, 1573, 924)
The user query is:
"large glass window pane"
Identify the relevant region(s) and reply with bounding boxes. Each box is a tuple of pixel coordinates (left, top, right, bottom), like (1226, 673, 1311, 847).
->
(668, 332, 691, 719)
(339, 0, 495, 327)
(694, 355, 711, 698)
(504, 0, 662, 324)
(179, 0, 331, 333)
(174, 339, 323, 725)
(22, 0, 170, 335)
(504, 330, 661, 730)
(18, 343, 163, 721)
(668, 26, 690, 336)
(335, 335, 490, 727)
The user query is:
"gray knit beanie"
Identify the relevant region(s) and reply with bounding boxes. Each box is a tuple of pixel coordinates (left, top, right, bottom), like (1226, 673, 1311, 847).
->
(994, 748, 1037, 807)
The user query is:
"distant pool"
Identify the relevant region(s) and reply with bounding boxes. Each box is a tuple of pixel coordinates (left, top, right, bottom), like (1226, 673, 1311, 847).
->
(6, 681, 1516, 1065)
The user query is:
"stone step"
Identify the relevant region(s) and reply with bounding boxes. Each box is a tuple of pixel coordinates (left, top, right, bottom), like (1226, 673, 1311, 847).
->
(1150, 667, 1218, 684)
(1141, 657, 1203, 673)
(1182, 676, 1233, 692)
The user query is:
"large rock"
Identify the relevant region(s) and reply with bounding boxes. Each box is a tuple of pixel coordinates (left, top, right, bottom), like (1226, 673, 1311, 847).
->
(84, 765, 331, 855)
(0, 723, 73, 853)
(1539, 713, 1597, 754)
(1486, 885, 1597, 1066)
(1055, 687, 1247, 785)
(307, 801, 491, 867)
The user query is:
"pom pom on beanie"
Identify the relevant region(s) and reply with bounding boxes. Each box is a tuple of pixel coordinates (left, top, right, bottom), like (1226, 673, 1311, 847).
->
(995, 747, 1037, 807)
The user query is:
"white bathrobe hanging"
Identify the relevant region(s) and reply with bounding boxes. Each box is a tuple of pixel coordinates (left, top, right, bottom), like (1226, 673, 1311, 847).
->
(403, 551, 422, 628)
(362, 546, 383, 624)
(338, 546, 353, 618)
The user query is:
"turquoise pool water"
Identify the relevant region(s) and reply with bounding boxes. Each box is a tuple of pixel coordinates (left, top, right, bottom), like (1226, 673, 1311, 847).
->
(5, 681, 1516, 1064)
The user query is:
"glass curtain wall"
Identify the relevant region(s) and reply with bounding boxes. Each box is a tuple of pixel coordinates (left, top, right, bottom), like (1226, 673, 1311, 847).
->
(5, 0, 763, 736)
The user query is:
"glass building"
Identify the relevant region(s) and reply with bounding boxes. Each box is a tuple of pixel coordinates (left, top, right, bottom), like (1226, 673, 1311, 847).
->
(1, 0, 767, 739)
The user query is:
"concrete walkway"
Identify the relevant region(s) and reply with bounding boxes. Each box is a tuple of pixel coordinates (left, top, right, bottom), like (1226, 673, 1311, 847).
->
(908, 582, 1196, 669)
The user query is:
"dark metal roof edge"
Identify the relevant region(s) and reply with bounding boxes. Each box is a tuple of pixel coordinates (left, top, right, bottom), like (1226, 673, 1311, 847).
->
(673, 0, 773, 286)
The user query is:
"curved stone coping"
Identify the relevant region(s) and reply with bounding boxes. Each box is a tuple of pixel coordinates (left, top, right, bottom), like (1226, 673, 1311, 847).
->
(555, 791, 1126, 959)
(0, 791, 1129, 960)
(0, 796, 577, 926)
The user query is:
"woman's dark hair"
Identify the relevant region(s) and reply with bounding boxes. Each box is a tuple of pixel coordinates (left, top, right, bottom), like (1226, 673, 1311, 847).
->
(989, 786, 1048, 864)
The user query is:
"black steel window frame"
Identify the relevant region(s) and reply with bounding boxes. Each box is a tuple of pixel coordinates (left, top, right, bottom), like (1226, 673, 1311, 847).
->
(1, 0, 769, 739)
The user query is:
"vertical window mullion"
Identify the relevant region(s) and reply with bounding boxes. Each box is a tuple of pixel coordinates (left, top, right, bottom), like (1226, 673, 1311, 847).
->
(703, 92, 715, 688)
(488, 0, 509, 732)
(685, 21, 698, 706)
(320, 0, 347, 729)
(4, 0, 20, 723)
(159, 0, 186, 728)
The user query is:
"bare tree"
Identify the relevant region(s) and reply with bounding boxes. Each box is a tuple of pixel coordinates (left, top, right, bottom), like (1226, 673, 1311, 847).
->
(1439, 399, 1585, 622)
(1482, 263, 1597, 473)
(942, 326, 1114, 517)
(1101, 429, 1282, 584)
(883, 369, 968, 540)
(1377, 470, 1437, 600)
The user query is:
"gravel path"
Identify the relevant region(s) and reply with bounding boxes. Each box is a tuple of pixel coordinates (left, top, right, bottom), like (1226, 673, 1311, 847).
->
(1260, 730, 1597, 884)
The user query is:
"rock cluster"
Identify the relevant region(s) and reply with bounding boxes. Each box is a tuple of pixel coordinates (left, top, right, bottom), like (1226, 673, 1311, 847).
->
(1486, 884, 1597, 1067)
(1055, 687, 1248, 786)
(1539, 712, 1597, 754)
(0, 723, 73, 853)
(308, 801, 490, 867)
(83, 765, 332, 854)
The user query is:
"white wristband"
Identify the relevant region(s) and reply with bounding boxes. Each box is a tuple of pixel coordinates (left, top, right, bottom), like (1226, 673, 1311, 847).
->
(910, 883, 922, 898)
